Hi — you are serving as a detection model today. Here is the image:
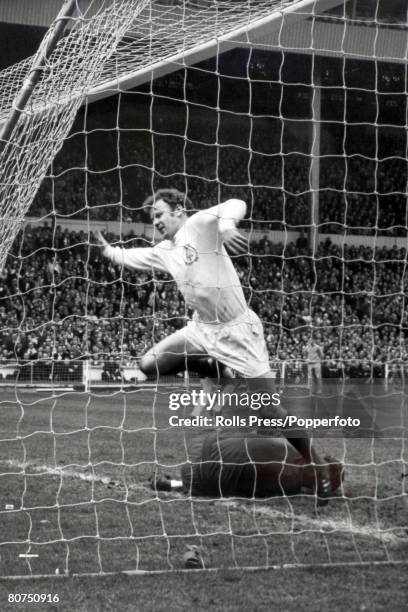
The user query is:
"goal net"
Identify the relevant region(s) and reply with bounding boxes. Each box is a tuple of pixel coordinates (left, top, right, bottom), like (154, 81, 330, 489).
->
(0, 0, 407, 578)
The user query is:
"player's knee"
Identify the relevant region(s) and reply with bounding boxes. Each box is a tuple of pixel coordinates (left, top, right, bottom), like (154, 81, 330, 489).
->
(140, 352, 176, 376)
(139, 353, 155, 375)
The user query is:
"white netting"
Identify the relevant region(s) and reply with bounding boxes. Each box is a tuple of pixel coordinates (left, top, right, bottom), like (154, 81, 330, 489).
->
(0, 0, 318, 119)
(0, 0, 153, 272)
(0, 0, 407, 579)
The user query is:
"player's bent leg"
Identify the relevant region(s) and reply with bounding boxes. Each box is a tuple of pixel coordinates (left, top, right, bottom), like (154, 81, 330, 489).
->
(246, 372, 332, 502)
(191, 377, 215, 417)
(139, 330, 230, 379)
(245, 372, 286, 420)
(139, 329, 206, 376)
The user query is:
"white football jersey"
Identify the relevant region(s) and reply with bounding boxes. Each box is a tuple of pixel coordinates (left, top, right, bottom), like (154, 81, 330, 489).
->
(104, 210, 248, 323)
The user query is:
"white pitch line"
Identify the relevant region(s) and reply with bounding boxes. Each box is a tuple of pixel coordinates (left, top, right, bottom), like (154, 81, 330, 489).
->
(0, 459, 147, 493)
(222, 500, 406, 546)
(1, 459, 406, 546)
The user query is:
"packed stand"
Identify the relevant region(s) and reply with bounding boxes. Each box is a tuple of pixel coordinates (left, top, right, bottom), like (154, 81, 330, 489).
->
(1, 225, 407, 381)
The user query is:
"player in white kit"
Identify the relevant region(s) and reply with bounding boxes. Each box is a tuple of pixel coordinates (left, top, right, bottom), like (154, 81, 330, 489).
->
(96, 189, 332, 499)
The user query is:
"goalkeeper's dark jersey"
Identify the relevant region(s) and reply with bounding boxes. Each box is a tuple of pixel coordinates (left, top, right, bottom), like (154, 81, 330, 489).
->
(181, 432, 303, 497)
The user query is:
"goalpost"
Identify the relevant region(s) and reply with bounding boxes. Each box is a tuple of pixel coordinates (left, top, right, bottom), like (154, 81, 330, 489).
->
(0, 0, 407, 578)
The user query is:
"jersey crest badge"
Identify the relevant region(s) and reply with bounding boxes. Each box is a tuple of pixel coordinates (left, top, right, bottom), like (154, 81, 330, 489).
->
(183, 244, 198, 265)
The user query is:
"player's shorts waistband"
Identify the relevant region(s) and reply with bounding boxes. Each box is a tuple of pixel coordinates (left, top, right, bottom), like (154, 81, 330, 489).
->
(192, 309, 256, 326)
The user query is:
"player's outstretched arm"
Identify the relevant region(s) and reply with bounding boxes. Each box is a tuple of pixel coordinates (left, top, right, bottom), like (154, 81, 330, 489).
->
(95, 230, 166, 272)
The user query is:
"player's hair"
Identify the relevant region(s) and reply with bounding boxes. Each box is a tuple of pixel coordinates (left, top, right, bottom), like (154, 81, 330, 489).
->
(142, 188, 192, 212)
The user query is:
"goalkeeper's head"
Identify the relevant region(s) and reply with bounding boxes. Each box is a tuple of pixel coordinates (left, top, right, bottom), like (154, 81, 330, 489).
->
(143, 189, 193, 240)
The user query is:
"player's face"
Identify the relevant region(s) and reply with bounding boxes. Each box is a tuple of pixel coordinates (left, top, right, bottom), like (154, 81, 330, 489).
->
(151, 199, 184, 240)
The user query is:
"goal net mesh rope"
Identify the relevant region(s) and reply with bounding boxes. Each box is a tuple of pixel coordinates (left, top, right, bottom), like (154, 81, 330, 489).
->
(0, 0, 407, 577)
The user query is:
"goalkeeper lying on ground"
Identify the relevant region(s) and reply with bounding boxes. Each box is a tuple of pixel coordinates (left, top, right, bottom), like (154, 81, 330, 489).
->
(151, 431, 344, 498)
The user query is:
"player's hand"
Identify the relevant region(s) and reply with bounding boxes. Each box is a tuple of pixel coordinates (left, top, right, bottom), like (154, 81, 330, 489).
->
(220, 227, 247, 255)
(96, 230, 109, 249)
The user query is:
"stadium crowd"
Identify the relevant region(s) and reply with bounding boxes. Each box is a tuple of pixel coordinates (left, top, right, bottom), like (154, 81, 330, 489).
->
(30, 132, 407, 237)
(1, 223, 407, 380)
(4, 74, 407, 381)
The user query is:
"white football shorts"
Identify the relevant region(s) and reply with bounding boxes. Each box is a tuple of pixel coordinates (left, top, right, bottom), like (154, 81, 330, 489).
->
(184, 309, 270, 378)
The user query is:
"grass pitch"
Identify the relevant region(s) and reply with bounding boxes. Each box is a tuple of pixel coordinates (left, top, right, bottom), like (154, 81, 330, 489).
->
(0, 383, 407, 610)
